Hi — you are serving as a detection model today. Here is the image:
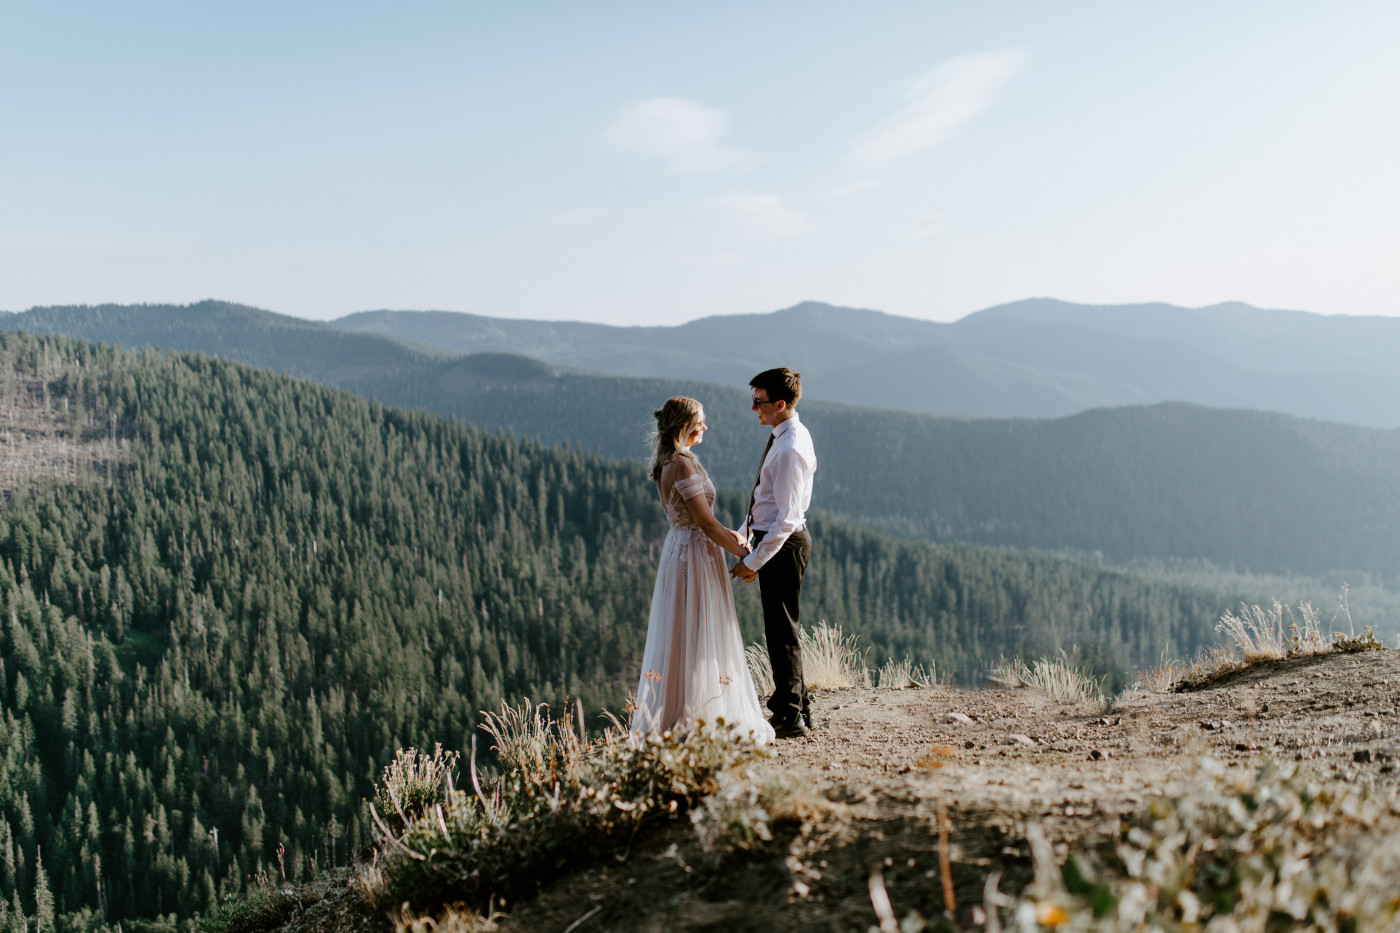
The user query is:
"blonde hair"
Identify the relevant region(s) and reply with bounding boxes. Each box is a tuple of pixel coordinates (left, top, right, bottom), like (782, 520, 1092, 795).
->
(650, 396, 702, 481)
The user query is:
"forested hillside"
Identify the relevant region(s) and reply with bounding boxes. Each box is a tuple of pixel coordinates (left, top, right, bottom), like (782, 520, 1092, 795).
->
(365, 357, 1400, 578)
(0, 332, 1235, 931)
(7, 302, 1400, 578)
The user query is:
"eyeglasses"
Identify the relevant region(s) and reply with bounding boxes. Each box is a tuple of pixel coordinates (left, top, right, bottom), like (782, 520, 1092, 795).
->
(751, 396, 780, 409)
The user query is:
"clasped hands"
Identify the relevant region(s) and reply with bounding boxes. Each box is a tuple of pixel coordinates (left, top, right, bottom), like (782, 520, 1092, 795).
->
(729, 529, 757, 583)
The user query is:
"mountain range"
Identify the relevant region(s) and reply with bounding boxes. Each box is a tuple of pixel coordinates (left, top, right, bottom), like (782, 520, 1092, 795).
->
(335, 298, 1400, 428)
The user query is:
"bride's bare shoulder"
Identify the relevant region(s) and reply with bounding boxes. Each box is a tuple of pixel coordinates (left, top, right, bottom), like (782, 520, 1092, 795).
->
(659, 452, 700, 479)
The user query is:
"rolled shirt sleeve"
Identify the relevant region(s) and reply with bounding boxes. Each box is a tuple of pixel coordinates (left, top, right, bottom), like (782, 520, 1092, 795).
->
(742, 447, 813, 571)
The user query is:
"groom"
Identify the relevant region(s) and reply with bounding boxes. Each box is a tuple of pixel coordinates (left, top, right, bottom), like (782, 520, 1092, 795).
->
(732, 368, 817, 738)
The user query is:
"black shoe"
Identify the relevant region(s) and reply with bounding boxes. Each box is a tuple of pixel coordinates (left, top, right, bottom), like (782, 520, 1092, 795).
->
(772, 719, 810, 739)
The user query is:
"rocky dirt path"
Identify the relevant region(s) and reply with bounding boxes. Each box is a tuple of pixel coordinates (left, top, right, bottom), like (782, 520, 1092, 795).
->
(499, 650, 1400, 932)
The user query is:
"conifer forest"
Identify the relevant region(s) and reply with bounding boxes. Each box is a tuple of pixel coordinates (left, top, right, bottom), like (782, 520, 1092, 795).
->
(1, 333, 1234, 930)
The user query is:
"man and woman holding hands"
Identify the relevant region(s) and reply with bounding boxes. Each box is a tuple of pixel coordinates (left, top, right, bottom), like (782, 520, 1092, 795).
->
(629, 367, 816, 743)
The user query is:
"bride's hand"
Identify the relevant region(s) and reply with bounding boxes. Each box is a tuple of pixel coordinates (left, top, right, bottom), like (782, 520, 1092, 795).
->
(730, 528, 747, 547)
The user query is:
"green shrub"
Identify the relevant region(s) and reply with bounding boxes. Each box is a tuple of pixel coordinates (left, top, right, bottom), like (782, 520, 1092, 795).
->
(365, 706, 769, 915)
(371, 745, 461, 837)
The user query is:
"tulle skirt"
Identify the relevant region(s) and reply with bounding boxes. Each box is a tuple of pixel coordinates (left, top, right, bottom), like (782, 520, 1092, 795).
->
(630, 528, 775, 745)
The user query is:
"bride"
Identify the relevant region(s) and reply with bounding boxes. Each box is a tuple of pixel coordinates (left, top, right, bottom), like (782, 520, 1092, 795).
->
(629, 397, 775, 745)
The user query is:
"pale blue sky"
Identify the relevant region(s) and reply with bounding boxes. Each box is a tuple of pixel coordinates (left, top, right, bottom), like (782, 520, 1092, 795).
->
(2, 1, 1397, 324)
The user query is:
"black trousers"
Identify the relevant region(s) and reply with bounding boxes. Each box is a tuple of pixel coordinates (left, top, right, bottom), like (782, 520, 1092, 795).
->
(752, 527, 811, 724)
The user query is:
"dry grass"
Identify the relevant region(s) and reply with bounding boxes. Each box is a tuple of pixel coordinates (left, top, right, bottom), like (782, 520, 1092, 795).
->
(393, 902, 502, 933)
(989, 653, 1106, 706)
(479, 698, 589, 786)
(802, 620, 870, 690)
(743, 644, 774, 696)
(876, 658, 935, 689)
(1217, 599, 1297, 662)
(746, 620, 869, 695)
(1131, 644, 1235, 694)
(1164, 594, 1388, 692)
(745, 621, 935, 694)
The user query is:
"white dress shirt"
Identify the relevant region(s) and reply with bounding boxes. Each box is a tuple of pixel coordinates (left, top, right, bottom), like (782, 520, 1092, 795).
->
(739, 412, 816, 571)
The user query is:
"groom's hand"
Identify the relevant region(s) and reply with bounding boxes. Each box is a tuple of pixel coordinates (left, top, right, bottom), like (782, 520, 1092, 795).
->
(731, 559, 757, 582)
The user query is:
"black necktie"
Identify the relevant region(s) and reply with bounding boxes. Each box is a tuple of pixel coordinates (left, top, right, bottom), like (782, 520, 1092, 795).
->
(746, 432, 775, 532)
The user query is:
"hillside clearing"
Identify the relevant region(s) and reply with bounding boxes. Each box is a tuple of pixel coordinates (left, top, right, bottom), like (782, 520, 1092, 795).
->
(0, 373, 121, 502)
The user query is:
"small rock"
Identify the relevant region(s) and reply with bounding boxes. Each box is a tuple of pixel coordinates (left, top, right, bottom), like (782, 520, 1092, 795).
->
(1088, 749, 1108, 761)
(965, 740, 976, 749)
(1258, 702, 1270, 713)
(945, 712, 974, 725)
(1009, 733, 1037, 747)
(1354, 749, 1373, 763)
(792, 880, 809, 898)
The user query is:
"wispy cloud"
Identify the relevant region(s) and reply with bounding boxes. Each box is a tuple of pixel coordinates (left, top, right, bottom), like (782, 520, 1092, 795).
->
(911, 214, 946, 239)
(602, 97, 761, 175)
(848, 51, 1028, 165)
(707, 193, 812, 239)
(831, 178, 880, 197)
(687, 251, 742, 269)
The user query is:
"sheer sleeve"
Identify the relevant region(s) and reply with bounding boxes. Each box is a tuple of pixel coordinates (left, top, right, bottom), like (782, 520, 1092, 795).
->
(673, 473, 707, 500)
(660, 456, 708, 502)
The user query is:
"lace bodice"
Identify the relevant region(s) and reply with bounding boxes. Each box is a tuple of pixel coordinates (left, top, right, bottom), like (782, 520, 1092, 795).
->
(658, 455, 714, 530)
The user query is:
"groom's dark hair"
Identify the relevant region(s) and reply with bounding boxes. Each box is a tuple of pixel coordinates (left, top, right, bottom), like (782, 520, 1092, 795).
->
(750, 368, 802, 406)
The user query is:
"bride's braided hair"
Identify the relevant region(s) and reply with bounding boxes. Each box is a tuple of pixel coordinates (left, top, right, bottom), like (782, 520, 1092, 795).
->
(650, 396, 702, 481)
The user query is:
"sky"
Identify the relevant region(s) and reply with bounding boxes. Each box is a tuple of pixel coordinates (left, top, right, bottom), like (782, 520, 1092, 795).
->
(2, 1, 1398, 325)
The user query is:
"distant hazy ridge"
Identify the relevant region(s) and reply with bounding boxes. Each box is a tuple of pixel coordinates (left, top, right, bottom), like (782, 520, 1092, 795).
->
(336, 298, 1400, 428)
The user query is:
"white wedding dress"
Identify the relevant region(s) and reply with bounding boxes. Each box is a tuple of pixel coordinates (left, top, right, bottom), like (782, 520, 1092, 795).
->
(629, 454, 775, 745)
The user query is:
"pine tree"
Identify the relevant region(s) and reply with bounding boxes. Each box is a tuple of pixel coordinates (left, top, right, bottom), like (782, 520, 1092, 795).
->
(32, 847, 54, 933)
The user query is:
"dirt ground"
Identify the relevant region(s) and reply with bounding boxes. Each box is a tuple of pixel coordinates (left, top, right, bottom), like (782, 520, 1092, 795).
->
(496, 649, 1400, 932)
